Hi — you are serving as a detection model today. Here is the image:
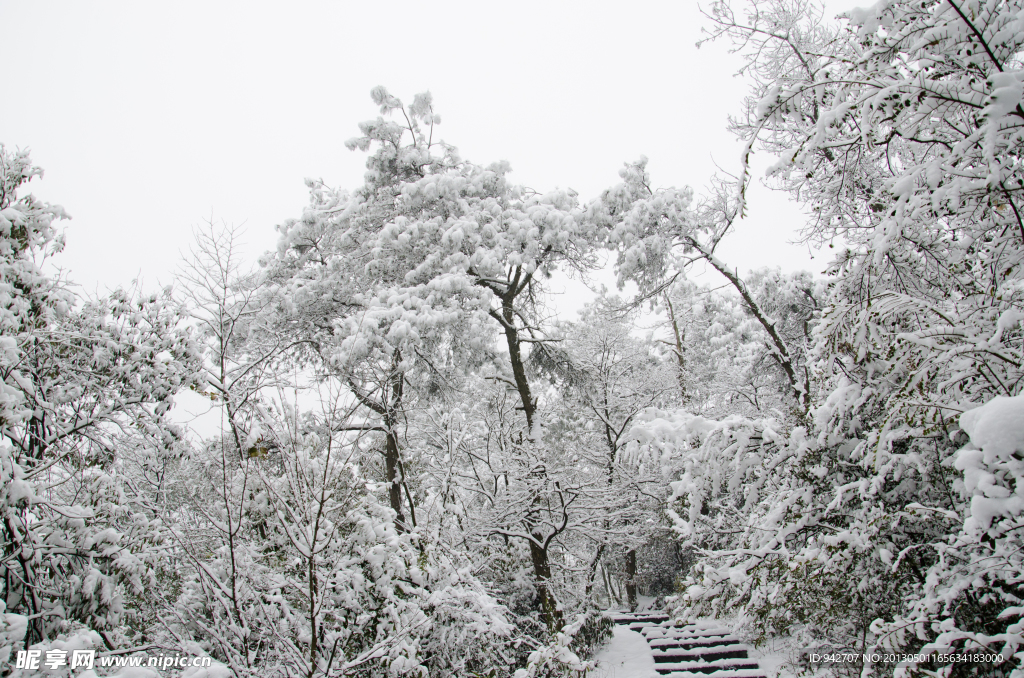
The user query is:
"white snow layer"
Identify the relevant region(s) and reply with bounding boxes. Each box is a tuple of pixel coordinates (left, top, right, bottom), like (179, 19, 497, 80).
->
(957, 394, 1024, 533)
(589, 625, 658, 678)
(960, 394, 1024, 458)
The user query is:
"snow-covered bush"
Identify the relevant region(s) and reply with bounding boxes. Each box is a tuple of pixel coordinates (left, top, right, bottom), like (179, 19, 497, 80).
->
(1, 145, 200, 650)
(875, 395, 1024, 674)
(511, 612, 611, 678)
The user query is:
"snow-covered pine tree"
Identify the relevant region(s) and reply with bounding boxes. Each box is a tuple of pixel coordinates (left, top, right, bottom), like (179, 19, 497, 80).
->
(268, 88, 606, 635)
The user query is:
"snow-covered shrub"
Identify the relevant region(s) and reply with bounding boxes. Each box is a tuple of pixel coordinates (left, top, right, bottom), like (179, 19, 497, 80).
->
(511, 612, 610, 678)
(0, 145, 199, 650)
(873, 395, 1024, 675)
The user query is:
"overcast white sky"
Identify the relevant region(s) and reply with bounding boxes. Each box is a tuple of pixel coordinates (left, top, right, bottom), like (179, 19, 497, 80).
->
(1, 1, 845, 299)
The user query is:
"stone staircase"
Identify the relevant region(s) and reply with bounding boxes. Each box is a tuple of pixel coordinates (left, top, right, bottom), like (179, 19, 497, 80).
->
(610, 612, 767, 678)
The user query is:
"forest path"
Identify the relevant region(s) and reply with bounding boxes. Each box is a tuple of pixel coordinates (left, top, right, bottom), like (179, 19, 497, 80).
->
(594, 611, 768, 678)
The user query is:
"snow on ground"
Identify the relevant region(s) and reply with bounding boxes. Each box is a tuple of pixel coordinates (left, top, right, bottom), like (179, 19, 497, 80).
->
(746, 638, 798, 678)
(634, 596, 660, 613)
(589, 625, 659, 678)
(606, 595, 662, 614)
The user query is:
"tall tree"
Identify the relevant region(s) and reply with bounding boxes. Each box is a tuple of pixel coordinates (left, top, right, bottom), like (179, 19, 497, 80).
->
(270, 88, 602, 632)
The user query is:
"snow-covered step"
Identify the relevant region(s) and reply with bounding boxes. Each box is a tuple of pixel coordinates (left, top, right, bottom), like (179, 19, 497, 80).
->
(646, 630, 738, 640)
(648, 635, 745, 649)
(651, 656, 763, 675)
(651, 644, 752, 663)
(642, 626, 734, 639)
(603, 609, 768, 678)
(628, 621, 675, 631)
(656, 670, 766, 678)
(642, 622, 731, 632)
(613, 614, 670, 625)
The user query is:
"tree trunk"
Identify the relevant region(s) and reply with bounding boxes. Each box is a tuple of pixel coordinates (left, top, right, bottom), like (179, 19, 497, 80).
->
(385, 350, 409, 531)
(529, 537, 562, 633)
(603, 565, 620, 607)
(347, 349, 411, 532)
(383, 417, 407, 530)
(625, 548, 638, 612)
(584, 543, 605, 599)
(495, 286, 564, 632)
(664, 295, 688, 405)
